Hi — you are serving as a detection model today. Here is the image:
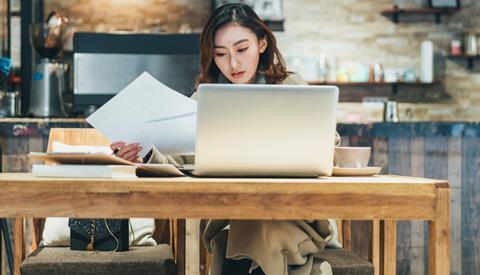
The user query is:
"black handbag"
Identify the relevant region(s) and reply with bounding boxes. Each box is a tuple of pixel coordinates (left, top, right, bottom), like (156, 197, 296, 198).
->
(68, 218, 129, 251)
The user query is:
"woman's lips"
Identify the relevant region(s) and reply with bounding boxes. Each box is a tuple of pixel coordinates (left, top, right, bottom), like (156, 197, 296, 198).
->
(231, 71, 245, 78)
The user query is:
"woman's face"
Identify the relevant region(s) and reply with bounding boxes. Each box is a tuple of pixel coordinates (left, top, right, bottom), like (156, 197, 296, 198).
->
(213, 23, 267, 84)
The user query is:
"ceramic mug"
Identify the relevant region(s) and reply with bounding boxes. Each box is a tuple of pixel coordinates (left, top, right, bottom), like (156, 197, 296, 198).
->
(334, 147, 371, 168)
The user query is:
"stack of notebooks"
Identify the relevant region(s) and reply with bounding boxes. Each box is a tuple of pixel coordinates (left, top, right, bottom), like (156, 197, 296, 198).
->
(29, 152, 186, 178)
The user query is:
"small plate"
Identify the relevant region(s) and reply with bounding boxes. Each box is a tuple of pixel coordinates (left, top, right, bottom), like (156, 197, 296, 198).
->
(332, 166, 382, 177)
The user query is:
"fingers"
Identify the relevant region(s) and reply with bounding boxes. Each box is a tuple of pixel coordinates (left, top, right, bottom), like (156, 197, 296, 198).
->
(110, 141, 125, 153)
(116, 143, 140, 158)
(123, 146, 142, 162)
(127, 155, 143, 163)
(113, 143, 142, 162)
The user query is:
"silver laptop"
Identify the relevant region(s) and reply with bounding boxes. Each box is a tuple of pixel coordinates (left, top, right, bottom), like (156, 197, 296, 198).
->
(194, 84, 339, 177)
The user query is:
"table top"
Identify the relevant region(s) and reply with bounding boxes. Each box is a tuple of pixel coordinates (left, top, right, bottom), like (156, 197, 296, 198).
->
(0, 173, 448, 220)
(0, 172, 447, 185)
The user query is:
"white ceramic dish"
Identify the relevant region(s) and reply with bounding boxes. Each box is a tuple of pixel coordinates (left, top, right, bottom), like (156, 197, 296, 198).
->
(332, 166, 382, 177)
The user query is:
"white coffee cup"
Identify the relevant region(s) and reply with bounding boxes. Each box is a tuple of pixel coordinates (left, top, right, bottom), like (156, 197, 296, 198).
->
(334, 147, 371, 168)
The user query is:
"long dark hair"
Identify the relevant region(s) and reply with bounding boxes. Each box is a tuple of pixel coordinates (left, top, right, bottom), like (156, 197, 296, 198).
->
(195, 3, 289, 87)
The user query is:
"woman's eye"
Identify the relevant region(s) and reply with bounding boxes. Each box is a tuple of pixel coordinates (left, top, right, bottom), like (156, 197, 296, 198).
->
(215, 52, 226, 57)
(238, 47, 249, 52)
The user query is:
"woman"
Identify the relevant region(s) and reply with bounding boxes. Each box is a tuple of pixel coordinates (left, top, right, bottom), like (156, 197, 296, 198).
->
(110, 3, 313, 163)
(112, 4, 338, 275)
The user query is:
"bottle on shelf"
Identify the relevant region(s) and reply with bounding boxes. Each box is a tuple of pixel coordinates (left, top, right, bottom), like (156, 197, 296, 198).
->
(465, 32, 478, 56)
(450, 40, 461, 56)
(420, 40, 434, 83)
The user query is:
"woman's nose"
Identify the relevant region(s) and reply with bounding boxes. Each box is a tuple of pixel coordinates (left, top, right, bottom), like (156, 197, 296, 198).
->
(230, 54, 240, 69)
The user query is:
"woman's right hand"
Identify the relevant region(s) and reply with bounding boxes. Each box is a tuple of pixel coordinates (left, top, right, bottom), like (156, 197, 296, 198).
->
(110, 141, 143, 163)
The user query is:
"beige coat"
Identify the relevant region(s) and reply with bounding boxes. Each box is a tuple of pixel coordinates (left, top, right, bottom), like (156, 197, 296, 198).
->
(148, 73, 338, 275)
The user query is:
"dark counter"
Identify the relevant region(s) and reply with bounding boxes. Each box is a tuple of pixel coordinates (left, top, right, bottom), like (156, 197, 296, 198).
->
(2, 118, 480, 137)
(337, 122, 480, 137)
(0, 118, 89, 137)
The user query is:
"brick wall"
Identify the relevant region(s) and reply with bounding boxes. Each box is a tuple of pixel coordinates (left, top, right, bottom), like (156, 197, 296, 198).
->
(44, 0, 211, 33)
(43, 0, 480, 121)
(275, 0, 480, 122)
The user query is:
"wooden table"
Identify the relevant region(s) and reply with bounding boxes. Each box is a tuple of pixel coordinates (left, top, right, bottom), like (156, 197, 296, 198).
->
(0, 173, 450, 275)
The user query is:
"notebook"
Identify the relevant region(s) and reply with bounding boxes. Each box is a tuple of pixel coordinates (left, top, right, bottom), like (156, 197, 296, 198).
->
(32, 164, 138, 179)
(29, 152, 185, 177)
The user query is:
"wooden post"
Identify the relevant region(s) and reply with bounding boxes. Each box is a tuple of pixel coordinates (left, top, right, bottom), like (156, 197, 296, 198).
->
(370, 220, 381, 275)
(1, 224, 5, 275)
(176, 219, 186, 275)
(199, 220, 209, 275)
(342, 220, 352, 251)
(428, 187, 451, 275)
(13, 218, 23, 275)
(381, 220, 397, 275)
(185, 219, 200, 275)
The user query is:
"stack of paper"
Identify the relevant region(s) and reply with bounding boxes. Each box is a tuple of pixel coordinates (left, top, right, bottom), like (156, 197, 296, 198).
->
(29, 152, 185, 178)
(32, 164, 138, 179)
(86, 72, 197, 158)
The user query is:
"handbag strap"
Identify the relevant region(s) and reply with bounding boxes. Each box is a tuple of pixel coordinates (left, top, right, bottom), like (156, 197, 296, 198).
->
(90, 219, 135, 253)
(86, 219, 96, 251)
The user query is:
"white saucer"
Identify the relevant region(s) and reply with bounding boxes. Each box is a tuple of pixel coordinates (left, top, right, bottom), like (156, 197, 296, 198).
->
(332, 166, 382, 176)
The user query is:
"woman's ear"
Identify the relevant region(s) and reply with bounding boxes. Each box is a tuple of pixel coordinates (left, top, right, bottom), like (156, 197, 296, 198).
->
(259, 37, 268, 53)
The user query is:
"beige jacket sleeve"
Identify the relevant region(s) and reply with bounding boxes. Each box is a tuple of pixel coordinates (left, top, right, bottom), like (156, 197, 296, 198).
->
(147, 146, 194, 165)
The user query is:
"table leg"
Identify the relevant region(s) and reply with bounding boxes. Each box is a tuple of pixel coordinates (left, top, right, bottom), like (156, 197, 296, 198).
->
(429, 187, 451, 275)
(199, 220, 210, 275)
(1, 219, 13, 275)
(186, 219, 201, 275)
(1, 223, 3, 275)
(381, 220, 396, 275)
(13, 218, 23, 275)
(370, 220, 380, 275)
(176, 219, 186, 275)
(342, 220, 352, 251)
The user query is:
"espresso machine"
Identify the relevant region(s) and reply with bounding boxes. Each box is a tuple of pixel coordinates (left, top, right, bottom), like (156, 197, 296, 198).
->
(28, 16, 69, 117)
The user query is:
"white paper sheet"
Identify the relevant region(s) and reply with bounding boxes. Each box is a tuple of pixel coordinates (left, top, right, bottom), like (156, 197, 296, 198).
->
(86, 71, 197, 157)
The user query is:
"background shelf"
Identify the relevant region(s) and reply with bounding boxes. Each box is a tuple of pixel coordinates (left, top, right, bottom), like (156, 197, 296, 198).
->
(381, 7, 460, 24)
(307, 81, 440, 96)
(448, 55, 480, 70)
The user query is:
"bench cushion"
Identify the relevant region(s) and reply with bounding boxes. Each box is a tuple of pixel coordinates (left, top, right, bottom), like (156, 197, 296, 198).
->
(313, 248, 374, 275)
(21, 245, 176, 275)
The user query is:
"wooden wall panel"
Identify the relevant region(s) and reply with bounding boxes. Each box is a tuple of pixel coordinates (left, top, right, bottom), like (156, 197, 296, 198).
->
(388, 137, 412, 275)
(462, 137, 480, 275)
(349, 136, 374, 260)
(448, 138, 462, 275)
(409, 137, 426, 275)
(424, 137, 448, 180)
(372, 137, 388, 174)
(424, 137, 449, 275)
